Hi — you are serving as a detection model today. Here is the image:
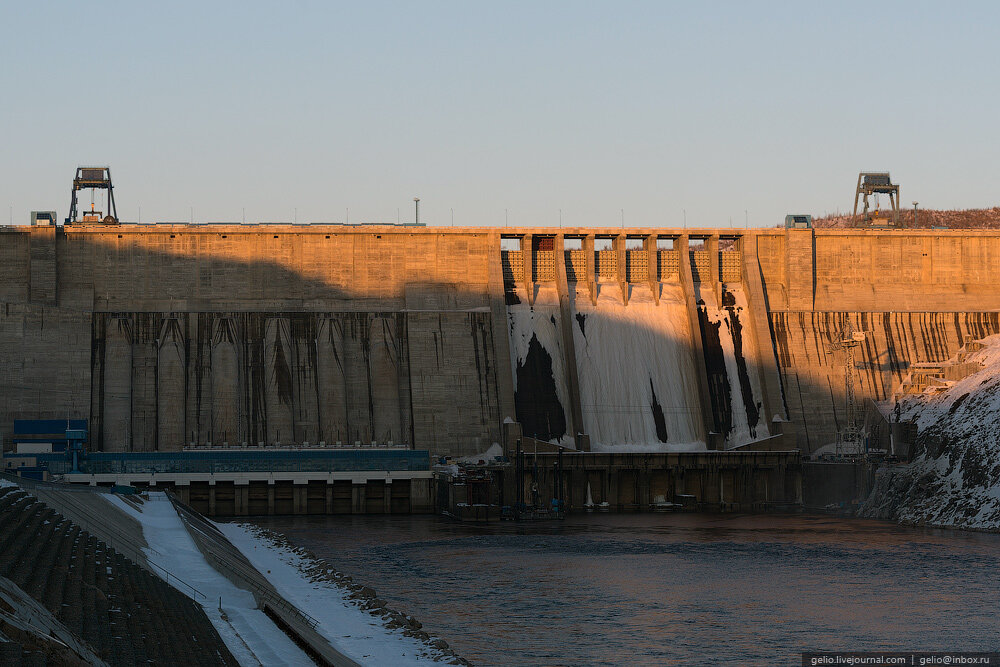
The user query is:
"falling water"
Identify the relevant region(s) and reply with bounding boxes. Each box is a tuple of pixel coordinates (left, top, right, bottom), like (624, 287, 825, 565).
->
(571, 282, 703, 450)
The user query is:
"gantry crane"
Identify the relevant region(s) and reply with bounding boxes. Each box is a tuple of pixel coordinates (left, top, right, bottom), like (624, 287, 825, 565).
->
(853, 172, 901, 228)
(66, 167, 118, 224)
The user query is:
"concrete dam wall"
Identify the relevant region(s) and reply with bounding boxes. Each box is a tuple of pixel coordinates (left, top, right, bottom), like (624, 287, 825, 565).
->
(4, 224, 1000, 457)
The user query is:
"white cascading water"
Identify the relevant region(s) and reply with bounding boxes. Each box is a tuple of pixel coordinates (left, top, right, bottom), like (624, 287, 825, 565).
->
(571, 281, 705, 451)
(507, 284, 575, 446)
(697, 285, 770, 448)
(506, 278, 768, 452)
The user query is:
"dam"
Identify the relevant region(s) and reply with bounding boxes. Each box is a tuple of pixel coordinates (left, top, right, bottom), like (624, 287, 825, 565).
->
(5, 221, 999, 511)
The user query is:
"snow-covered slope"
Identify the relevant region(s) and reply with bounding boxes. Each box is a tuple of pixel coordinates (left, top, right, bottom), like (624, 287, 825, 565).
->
(860, 335, 1000, 530)
(218, 524, 456, 666)
(103, 493, 314, 666)
(103, 493, 457, 665)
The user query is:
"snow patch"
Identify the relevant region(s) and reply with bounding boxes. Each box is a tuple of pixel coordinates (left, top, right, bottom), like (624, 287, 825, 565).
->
(590, 440, 704, 453)
(457, 443, 504, 464)
(217, 523, 449, 666)
(101, 492, 313, 666)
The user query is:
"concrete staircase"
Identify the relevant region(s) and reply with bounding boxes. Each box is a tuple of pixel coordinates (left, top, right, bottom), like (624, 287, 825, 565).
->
(0, 485, 238, 665)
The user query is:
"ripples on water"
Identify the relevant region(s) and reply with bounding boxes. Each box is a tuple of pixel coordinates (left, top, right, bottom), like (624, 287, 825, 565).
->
(247, 513, 1000, 666)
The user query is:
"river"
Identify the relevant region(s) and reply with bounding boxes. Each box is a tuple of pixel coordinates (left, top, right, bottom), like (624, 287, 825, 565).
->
(247, 513, 1000, 666)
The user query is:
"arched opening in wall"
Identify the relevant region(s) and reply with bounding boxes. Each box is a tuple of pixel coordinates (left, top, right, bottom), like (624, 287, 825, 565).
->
(657, 236, 679, 279)
(689, 236, 710, 283)
(532, 236, 556, 282)
(595, 237, 615, 279)
(564, 237, 585, 282)
(719, 236, 743, 284)
(625, 236, 648, 283)
(501, 235, 525, 303)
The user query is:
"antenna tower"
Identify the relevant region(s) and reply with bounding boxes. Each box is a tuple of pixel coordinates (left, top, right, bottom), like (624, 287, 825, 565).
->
(827, 319, 869, 457)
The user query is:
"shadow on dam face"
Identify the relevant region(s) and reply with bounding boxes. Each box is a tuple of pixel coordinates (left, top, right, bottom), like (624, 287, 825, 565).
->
(6, 227, 1000, 457)
(9, 229, 507, 456)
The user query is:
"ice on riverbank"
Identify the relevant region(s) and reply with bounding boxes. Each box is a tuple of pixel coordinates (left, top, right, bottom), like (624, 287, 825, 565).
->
(101, 492, 460, 665)
(217, 523, 460, 666)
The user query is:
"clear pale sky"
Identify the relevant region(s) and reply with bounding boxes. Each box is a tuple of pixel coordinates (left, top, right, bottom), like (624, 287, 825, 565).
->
(1, 1, 997, 228)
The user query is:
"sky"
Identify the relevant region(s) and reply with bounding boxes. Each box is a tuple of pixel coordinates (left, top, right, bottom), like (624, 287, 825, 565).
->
(1, 1, 997, 228)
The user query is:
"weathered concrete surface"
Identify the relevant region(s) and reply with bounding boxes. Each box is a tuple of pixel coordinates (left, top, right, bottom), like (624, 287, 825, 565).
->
(5, 225, 504, 456)
(4, 224, 1000, 457)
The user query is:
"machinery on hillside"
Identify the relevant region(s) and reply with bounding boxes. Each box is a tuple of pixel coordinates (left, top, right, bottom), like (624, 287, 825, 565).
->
(853, 172, 901, 228)
(66, 166, 118, 224)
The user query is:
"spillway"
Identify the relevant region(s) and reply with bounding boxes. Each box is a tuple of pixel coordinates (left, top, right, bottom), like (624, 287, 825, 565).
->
(696, 285, 770, 448)
(507, 285, 574, 445)
(570, 282, 703, 451)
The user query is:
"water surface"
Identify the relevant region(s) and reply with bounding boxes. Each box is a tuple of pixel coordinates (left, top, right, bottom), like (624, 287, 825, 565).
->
(249, 513, 1000, 666)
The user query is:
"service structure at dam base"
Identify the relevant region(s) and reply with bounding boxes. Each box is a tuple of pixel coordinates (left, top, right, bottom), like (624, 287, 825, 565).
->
(5, 221, 987, 514)
(10, 447, 802, 517)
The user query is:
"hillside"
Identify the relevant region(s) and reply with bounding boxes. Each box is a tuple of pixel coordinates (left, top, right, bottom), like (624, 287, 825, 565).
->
(813, 207, 1000, 229)
(860, 336, 1000, 530)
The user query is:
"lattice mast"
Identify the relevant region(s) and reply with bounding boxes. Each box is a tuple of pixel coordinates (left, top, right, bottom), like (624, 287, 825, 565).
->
(827, 320, 868, 454)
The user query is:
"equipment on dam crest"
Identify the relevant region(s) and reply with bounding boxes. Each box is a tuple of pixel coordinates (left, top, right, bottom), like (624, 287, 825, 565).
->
(30, 211, 57, 226)
(66, 166, 118, 224)
(784, 214, 812, 229)
(853, 172, 901, 228)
